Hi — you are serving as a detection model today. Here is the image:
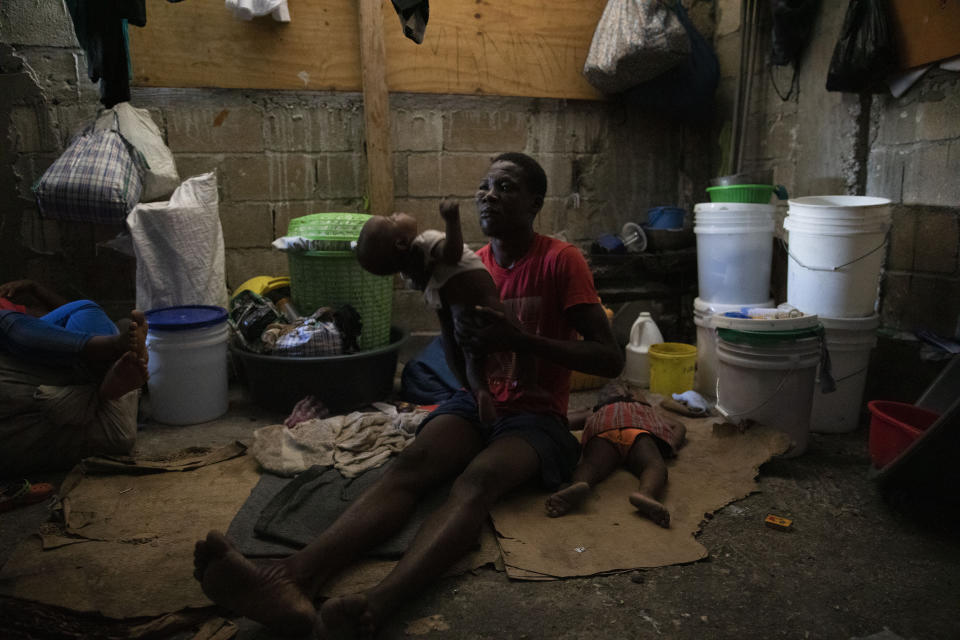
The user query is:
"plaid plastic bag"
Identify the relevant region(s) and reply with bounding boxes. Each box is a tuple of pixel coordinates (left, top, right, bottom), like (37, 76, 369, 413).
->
(33, 123, 144, 224)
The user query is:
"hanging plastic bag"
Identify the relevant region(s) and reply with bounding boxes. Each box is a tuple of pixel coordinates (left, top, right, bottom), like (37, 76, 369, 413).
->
(96, 102, 180, 202)
(33, 117, 144, 224)
(624, 1, 719, 123)
(826, 0, 898, 93)
(583, 0, 691, 94)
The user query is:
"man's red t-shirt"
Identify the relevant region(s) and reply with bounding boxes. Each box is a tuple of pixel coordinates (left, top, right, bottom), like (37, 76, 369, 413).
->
(0, 298, 27, 313)
(476, 233, 600, 419)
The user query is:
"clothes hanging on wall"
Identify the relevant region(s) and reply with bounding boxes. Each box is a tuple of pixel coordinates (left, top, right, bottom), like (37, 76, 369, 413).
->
(65, 1, 146, 108)
(226, 0, 291, 23)
(391, 0, 429, 44)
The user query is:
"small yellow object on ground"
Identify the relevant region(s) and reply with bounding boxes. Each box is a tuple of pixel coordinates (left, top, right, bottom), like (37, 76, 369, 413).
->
(764, 514, 793, 531)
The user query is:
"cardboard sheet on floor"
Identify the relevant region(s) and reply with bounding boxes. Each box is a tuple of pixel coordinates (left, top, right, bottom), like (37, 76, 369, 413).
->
(0, 442, 498, 619)
(490, 416, 789, 580)
(0, 445, 258, 618)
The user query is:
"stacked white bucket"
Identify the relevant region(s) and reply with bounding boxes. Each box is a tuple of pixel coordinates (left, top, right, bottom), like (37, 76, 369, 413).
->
(692, 202, 776, 399)
(783, 196, 891, 433)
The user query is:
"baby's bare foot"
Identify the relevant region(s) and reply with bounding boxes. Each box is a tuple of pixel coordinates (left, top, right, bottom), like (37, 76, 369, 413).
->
(629, 492, 671, 528)
(194, 531, 315, 637)
(545, 481, 591, 517)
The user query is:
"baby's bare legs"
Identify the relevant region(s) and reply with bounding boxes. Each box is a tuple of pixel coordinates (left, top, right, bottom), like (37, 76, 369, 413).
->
(625, 435, 671, 528)
(463, 350, 496, 425)
(443, 270, 505, 426)
(545, 436, 620, 517)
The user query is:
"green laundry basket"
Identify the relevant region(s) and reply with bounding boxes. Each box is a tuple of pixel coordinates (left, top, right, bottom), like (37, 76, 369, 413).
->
(286, 213, 393, 351)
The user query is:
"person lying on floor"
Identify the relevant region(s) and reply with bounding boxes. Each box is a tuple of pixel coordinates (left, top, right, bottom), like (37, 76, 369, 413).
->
(356, 198, 509, 425)
(545, 382, 686, 527)
(0, 279, 148, 476)
(193, 152, 624, 637)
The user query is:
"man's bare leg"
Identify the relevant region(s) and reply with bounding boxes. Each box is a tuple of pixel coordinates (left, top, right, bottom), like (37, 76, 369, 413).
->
(545, 436, 620, 517)
(99, 351, 148, 401)
(319, 435, 540, 638)
(625, 435, 670, 528)
(193, 415, 484, 636)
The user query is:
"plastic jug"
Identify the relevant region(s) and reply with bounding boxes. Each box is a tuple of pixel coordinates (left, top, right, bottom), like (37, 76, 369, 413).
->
(623, 312, 664, 387)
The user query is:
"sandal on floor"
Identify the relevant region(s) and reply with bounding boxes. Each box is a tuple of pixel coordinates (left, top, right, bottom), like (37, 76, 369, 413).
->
(0, 479, 55, 514)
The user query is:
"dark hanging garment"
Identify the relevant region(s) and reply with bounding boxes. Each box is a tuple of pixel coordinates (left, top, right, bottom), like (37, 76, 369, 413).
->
(65, 1, 147, 108)
(770, 0, 821, 66)
(391, 0, 429, 44)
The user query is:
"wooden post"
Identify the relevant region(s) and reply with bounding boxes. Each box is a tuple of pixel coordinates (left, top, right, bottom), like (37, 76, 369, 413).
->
(357, 0, 394, 216)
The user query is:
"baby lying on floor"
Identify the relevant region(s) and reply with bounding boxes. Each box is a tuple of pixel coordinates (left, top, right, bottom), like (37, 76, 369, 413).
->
(546, 382, 686, 527)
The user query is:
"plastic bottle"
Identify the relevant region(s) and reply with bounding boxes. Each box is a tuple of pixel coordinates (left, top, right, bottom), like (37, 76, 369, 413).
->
(623, 312, 664, 387)
(276, 297, 302, 323)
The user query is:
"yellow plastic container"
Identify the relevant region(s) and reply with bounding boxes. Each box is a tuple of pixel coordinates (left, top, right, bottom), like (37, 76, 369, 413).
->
(648, 342, 697, 396)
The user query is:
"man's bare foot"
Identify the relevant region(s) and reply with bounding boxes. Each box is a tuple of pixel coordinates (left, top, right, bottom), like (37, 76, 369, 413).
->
(83, 310, 148, 365)
(476, 390, 497, 426)
(99, 351, 148, 401)
(545, 481, 591, 517)
(193, 530, 315, 637)
(319, 592, 380, 640)
(129, 310, 148, 364)
(629, 492, 671, 528)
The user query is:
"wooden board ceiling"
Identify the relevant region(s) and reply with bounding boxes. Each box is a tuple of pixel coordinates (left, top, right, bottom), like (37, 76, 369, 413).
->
(129, 0, 606, 100)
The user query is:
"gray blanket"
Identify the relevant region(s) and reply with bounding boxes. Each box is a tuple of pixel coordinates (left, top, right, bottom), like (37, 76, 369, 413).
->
(226, 462, 449, 558)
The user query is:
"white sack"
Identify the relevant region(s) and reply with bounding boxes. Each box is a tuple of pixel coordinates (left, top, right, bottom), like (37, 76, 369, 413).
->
(127, 172, 229, 312)
(583, 0, 690, 94)
(96, 102, 180, 202)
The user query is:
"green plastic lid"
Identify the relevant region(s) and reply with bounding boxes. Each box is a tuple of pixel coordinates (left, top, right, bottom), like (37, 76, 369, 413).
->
(717, 325, 822, 346)
(287, 212, 371, 240)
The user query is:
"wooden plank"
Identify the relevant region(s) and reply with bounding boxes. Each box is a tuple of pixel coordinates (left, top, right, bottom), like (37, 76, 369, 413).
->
(358, 0, 394, 217)
(129, 0, 605, 100)
(889, 0, 960, 69)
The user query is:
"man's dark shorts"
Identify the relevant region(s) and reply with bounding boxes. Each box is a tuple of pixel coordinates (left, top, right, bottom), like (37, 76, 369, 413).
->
(417, 389, 580, 490)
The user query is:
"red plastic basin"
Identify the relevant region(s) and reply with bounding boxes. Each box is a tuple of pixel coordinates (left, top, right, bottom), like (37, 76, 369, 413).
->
(867, 400, 941, 469)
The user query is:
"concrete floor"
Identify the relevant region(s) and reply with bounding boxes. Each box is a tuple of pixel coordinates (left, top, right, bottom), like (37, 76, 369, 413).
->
(2, 382, 959, 640)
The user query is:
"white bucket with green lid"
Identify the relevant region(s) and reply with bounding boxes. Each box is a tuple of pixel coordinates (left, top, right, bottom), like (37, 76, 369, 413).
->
(714, 313, 823, 458)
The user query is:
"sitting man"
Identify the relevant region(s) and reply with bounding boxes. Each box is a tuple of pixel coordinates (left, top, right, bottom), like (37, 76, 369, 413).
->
(193, 152, 624, 636)
(0, 279, 148, 475)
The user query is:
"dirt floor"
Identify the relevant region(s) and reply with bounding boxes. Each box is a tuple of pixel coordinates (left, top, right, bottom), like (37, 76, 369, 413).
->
(2, 382, 959, 640)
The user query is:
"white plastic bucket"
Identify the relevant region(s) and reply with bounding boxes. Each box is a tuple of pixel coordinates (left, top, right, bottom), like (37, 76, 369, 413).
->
(715, 317, 822, 457)
(146, 306, 229, 425)
(810, 314, 879, 434)
(693, 296, 773, 399)
(784, 196, 891, 318)
(694, 203, 776, 304)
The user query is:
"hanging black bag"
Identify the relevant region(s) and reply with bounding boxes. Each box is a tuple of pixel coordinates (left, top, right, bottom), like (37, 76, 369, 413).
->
(826, 0, 898, 93)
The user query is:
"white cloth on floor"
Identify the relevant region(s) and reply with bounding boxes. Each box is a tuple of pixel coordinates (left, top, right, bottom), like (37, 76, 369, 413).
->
(671, 390, 710, 415)
(226, 0, 290, 22)
(251, 409, 428, 478)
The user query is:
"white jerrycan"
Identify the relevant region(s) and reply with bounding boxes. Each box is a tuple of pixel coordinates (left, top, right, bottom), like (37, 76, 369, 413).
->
(623, 312, 663, 387)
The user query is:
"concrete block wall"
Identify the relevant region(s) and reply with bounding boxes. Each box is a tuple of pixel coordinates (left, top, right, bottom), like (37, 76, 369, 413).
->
(714, 0, 960, 339)
(1, 1, 712, 340)
(868, 75, 960, 337)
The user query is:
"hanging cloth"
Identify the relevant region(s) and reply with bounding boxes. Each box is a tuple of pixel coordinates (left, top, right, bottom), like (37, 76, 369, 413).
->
(225, 0, 291, 22)
(391, 0, 429, 44)
(65, 1, 146, 108)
